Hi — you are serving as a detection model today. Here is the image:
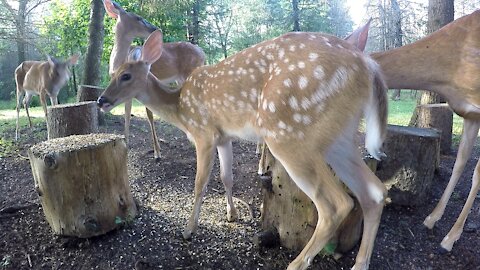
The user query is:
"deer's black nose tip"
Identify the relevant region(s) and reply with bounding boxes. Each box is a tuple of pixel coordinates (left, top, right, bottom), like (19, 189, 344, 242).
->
(97, 96, 109, 107)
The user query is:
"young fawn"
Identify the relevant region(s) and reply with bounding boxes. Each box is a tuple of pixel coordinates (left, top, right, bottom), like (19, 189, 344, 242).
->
(98, 30, 388, 270)
(15, 54, 79, 140)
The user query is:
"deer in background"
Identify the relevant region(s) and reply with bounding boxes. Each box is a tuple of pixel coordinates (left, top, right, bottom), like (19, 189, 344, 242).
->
(104, 0, 205, 161)
(371, 10, 480, 252)
(98, 29, 388, 270)
(15, 54, 79, 140)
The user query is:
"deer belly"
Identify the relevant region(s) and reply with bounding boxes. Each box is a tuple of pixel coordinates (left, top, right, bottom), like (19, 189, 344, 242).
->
(25, 90, 39, 97)
(224, 123, 261, 142)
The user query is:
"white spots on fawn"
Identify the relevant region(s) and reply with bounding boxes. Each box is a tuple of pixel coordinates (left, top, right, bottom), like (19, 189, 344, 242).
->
(278, 48, 285, 59)
(268, 101, 276, 113)
(313, 65, 325, 79)
(336, 44, 344, 49)
(329, 66, 349, 92)
(284, 78, 292, 88)
(241, 91, 248, 98)
(298, 61, 306, 69)
(308, 34, 317, 40)
(298, 76, 308, 90)
(288, 96, 299, 110)
(299, 43, 306, 49)
(301, 97, 312, 110)
(250, 88, 257, 102)
(262, 99, 268, 110)
(297, 131, 305, 139)
(278, 121, 287, 129)
(309, 53, 319, 62)
(289, 45, 296, 52)
(293, 113, 302, 123)
(288, 65, 296, 71)
(322, 36, 329, 42)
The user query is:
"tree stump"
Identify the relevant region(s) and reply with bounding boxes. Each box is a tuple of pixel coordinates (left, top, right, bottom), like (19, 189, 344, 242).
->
(28, 133, 137, 238)
(47, 101, 98, 139)
(415, 103, 452, 154)
(376, 124, 441, 206)
(77, 84, 105, 125)
(257, 146, 375, 255)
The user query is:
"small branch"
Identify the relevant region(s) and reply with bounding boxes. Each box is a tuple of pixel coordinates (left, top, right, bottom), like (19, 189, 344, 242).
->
(26, 253, 32, 268)
(0, 203, 38, 214)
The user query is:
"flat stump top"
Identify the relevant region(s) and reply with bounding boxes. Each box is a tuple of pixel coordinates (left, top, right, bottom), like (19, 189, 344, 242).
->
(29, 133, 125, 156)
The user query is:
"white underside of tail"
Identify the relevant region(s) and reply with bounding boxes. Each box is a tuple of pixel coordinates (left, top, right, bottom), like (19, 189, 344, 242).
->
(364, 58, 384, 160)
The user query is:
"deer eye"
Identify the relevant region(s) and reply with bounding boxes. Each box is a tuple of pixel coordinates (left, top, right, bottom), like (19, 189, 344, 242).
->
(120, 73, 131, 81)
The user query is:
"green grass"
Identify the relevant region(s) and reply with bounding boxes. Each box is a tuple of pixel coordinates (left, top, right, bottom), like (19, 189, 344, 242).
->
(0, 95, 467, 146)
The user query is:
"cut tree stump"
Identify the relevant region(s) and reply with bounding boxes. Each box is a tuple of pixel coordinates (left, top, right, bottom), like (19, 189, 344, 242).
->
(77, 84, 105, 125)
(28, 134, 137, 238)
(47, 101, 98, 139)
(376, 124, 441, 206)
(257, 146, 376, 254)
(415, 103, 452, 154)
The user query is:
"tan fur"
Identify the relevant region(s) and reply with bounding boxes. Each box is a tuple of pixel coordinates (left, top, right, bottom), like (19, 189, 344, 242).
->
(104, 0, 205, 160)
(372, 10, 480, 252)
(15, 55, 78, 140)
(99, 30, 388, 270)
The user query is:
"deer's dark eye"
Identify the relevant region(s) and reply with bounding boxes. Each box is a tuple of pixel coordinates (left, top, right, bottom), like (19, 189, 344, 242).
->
(120, 73, 131, 81)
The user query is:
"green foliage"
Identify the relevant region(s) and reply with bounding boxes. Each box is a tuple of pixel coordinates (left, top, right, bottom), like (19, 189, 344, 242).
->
(0, 137, 17, 158)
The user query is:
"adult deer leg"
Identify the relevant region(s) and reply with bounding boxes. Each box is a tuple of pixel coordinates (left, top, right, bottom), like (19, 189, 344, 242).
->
(124, 99, 132, 143)
(15, 91, 24, 141)
(183, 137, 216, 240)
(267, 142, 354, 270)
(424, 119, 480, 229)
(146, 107, 161, 161)
(217, 140, 238, 222)
(441, 156, 480, 251)
(327, 134, 386, 270)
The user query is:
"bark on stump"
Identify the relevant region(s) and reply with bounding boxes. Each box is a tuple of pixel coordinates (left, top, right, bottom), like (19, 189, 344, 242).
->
(376, 125, 441, 206)
(257, 146, 375, 255)
(77, 84, 105, 125)
(47, 101, 98, 140)
(415, 103, 452, 154)
(28, 134, 136, 238)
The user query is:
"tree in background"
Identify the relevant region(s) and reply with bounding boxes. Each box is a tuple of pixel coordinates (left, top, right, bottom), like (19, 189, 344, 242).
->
(409, 0, 454, 153)
(82, 0, 105, 87)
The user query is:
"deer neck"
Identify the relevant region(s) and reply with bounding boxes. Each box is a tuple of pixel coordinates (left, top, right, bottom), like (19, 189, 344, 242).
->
(136, 73, 186, 130)
(110, 28, 135, 75)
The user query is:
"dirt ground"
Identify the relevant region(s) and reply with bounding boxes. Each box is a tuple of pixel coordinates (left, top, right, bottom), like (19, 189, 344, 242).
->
(1, 113, 480, 270)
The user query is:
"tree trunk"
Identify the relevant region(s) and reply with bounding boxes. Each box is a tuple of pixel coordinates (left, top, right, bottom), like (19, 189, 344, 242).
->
(389, 0, 402, 101)
(28, 134, 137, 238)
(190, 0, 200, 45)
(292, 0, 300, 31)
(82, 0, 105, 86)
(409, 0, 453, 153)
(77, 85, 105, 125)
(376, 125, 441, 206)
(16, 0, 27, 64)
(47, 101, 99, 139)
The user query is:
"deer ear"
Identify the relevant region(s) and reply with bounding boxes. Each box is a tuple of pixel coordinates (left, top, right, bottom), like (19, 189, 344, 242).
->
(141, 30, 164, 67)
(128, 47, 142, 61)
(47, 55, 57, 67)
(345, 18, 372, 52)
(103, 0, 122, 19)
(68, 54, 80, 65)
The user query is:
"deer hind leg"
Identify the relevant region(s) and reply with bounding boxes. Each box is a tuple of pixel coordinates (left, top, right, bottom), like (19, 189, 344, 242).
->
(183, 138, 216, 240)
(23, 92, 34, 128)
(327, 136, 386, 270)
(124, 99, 133, 144)
(441, 158, 480, 251)
(424, 119, 480, 229)
(146, 107, 161, 161)
(217, 140, 238, 222)
(15, 90, 25, 141)
(266, 142, 354, 270)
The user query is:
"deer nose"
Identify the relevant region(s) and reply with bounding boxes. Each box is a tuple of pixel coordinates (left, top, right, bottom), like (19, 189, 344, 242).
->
(97, 96, 110, 108)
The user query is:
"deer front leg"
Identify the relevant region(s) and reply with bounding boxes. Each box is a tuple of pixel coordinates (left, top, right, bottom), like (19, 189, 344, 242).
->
(146, 107, 161, 161)
(424, 119, 480, 229)
(217, 140, 238, 222)
(49, 95, 58, 106)
(124, 99, 133, 143)
(441, 158, 480, 251)
(183, 138, 216, 240)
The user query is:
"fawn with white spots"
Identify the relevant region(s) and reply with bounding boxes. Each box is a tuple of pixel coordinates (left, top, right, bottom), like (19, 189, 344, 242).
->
(104, 0, 205, 161)
(15, 54, 79, 140)
(372, 10, 480, 253)
(98, 29, 388, 270)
